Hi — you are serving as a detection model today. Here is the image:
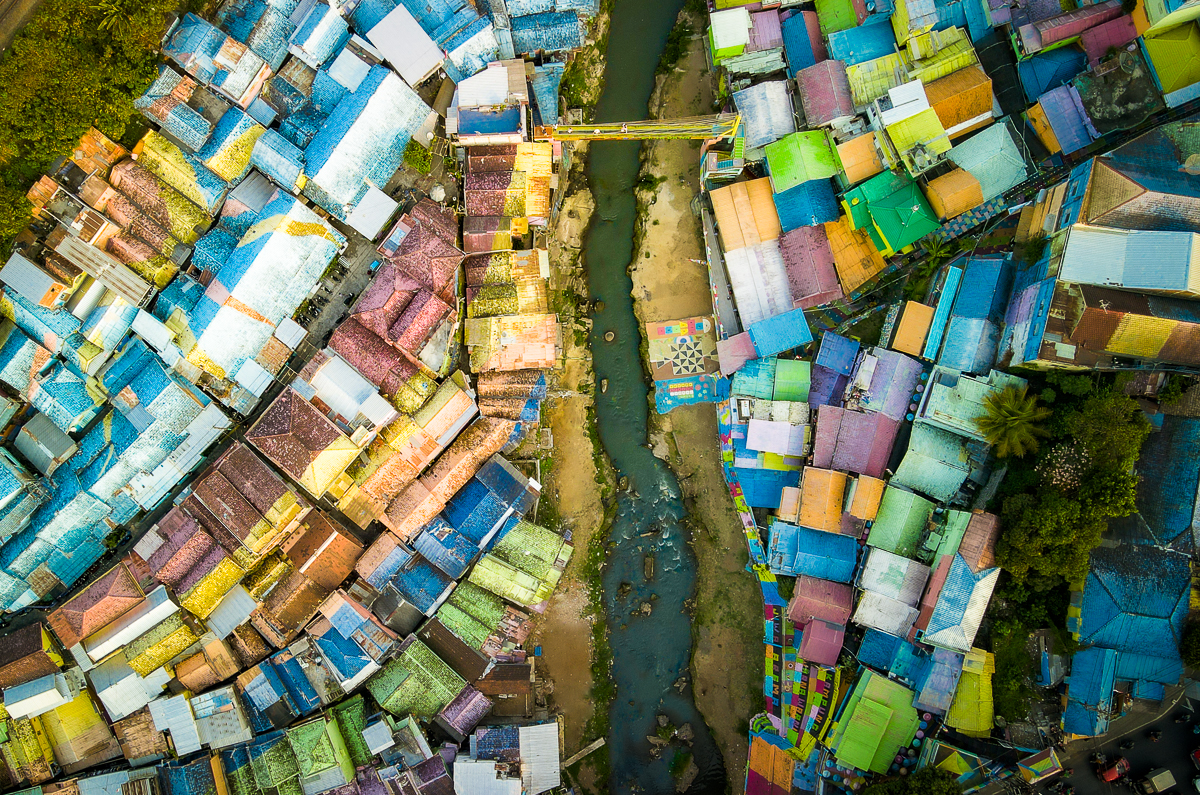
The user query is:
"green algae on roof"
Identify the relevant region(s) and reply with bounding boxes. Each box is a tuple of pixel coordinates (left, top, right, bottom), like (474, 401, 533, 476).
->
(330, 695, 372, 768)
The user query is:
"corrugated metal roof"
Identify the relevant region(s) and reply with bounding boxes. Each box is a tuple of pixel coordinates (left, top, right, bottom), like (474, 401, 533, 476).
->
(923, 555, 999, 651)
(867, 486, 934, 557)
(947, 121, 1028, 201)
(924, 168, 983, 221)
(733, 81, 796, 150)
(765, 132, 840, 193)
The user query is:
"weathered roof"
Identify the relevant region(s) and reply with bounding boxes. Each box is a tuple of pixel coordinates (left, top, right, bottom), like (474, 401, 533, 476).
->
(1078, 544, 1190, 659)
(709, 178, 782, 252)
(788, 575, 854, 625)
(924, 65, 994, 139)
(892, 423, 973, 503)
(867, 487, 934, 557)
(947, 122, 1028, 202)
(796, 60, 855, 126)
(732, 81, 796, 150)
(47, 564, 144, 649)
(924, 168, 984, 221)
(246, 388, 360, 497)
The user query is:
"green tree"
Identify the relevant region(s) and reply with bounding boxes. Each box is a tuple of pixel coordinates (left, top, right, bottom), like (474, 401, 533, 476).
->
(0, 185, 31, 244)
(1182, 619, 1200, 669)
(975, 385, 1051, 458)
(863, 767, 963, 795)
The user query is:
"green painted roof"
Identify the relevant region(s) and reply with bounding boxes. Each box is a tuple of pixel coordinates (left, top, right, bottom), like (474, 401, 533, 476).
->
(773, 359, 811, 401)
(366, 639, 466, 718)
(860, 171, 941, 252)
(1144, 23, 1200, 94)
(816, 0, 860, 34)
(830, 670, 921, 773)
(928, 509, 971, 564)
(867, 486, 934, 557)
(892, 424, 973, 504)
(765, 132, 840, 193)
(286, 720, 337, 777)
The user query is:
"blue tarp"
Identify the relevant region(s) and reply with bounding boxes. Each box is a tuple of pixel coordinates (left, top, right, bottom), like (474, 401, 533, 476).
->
(1018, 47, 1087, 104)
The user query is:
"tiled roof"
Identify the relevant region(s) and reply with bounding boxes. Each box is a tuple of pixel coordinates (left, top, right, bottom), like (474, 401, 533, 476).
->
(47, 564, 144, 649)
(247, 388, 359, 497)
(0, 624, 59, 690)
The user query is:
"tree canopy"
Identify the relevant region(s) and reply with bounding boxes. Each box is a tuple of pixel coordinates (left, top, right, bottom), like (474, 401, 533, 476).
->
(994, 377, 1150, 585)
(975, 384, 1051, 458)
(863, 767, 963, 795)
(0, 0, 177, 244)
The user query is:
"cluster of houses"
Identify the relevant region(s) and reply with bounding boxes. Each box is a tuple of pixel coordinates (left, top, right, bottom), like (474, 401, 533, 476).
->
(0, 0, 598, 792)
(673, 0, 1200, 789)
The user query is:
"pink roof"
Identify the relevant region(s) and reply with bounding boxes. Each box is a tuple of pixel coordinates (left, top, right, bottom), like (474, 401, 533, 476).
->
(1079, 14, 1138, 64)
(911, 554, 952, 638)
(797, 60, 854, 126)
(798, 619, 844, 666)
(351, 262, 422, 341)
(814, 406, 898, 478)
(717, 332, 757, 376)
(780, 225, 843, 309)
(749, 11, 784, 52)
(1035, 0, 1122, 45)
(329, 318, 418, 397)
(803, 11, 828, 62)
(788, 575, 854, 625)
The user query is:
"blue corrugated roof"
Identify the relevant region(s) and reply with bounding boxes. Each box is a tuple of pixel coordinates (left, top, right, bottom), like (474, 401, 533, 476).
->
(963, 0, 991, 40)
(510, 11, 583, 54)
(737, 467, 800, 509)
(1018, 46, 1086, 104)
(922, 265, 962, 360)
(781, 13, 816, 78)
(938, 316, 998, 374)
(816, 332, 860, 375)
(953, 255, 1012, 322)
(914, 647, 965, 714)
(857, 627, 902, 670)
(749, 307, 814, 357)
(1129, 415, 1200, 548)
(1116, 650, 1184, 685)
(1078, 544, 1190, 658)
(413, 518, 480, 579)
(767, 521, 858, 580)
(773, 178, 839, 231)
(1062, 646, 1117, 736)
(827, 14, 896, 65)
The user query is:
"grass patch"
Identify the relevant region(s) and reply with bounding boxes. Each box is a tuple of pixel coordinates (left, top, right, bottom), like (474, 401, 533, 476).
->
(402, 139, 432, 174)
(844, 311, 886, 346)
(669, 748, 693, 779)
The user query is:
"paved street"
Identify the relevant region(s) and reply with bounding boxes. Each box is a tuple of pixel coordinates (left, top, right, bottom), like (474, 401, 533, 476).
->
(1061, 697, 1200, 795)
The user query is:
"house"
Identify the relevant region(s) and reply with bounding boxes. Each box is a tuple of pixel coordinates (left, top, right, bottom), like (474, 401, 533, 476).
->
(307, 590, 398, 692)
(924, 169, 984, 221)
(796, 468, 848, 534)
(764, 132, 840, 194)
(938, 255, 1012, 374)
(780, 225, 843, 309)
(812, 406, 899, 479)
(475, 662, 534, 717)
(286, 714, 355, 793)
(787, 576, 853, 666)
(164, 13, 273, 108)
(47, 564, 145, 653)
(867, 487, 934, 558)
(946, 121, 1028, 203)
(247, 388, 363, 500)
(281, 512, 363, 591)
(854, 547, 931, 637)
(1144, 23, 1200, 106)
(915, 368, 1027, 442)
(767, 521, 859, 580)
(872, 81, 952, 175)
(892, 423, 976, 503)
(366, 636, 465, 718)
(842, 169, 941, 256)
(0, 626, 61, 692)
(733, 82, 796, 151)
(919, 555, 1000, 651)
(434, 580, 532, 659)
(468, 520, 571, 609)
(796, 61, 855, 127)
(1062, 544, 1189, 735)
(826, 669, 920, 774)
(923, 65, 994, 140)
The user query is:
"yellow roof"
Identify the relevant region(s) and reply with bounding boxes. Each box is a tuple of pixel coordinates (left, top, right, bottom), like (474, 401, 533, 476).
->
(892, 301, 935, 356)
(837, 134, 886, 185)
(798, 468, 849, 533)
(825, 215, 888, 294)
(847, 53, 908, 106)
(710, 177, 782, 251)
(947, 649, 995, 736)
(303, 437, 361, 498)
(1109, 314, 1176, 358)
(180, 557, 247, 619)
(924, 168, 984, 220)
(848, 475, 887, 521)
(886, 108, 952, 170)
(1027, 101, 1062, 154)
(908, 28, 978, 83)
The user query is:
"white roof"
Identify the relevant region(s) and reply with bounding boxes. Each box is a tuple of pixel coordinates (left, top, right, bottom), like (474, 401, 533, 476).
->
(518, 723, 561, 795)
(327, 48, 372, 91)
(859, 547, 930, 606)
(1, 252, 57, 305)
(4, 672, 71, 719)
(1059, 223, 1200, 294)
(132, 309, 175, 353)
(89, 656, 162, 720)
(362, 720, 395, 754)
(745, 418, 807, 456)
(367, 4, 443, 87)
(454, 759, 522, 794)
(274, 316, 308, 349)
(458, 64, 510, 108)
(149, 694, 202, 755)
(710, 7, 752, 50)
(85, 585, 179, 662)
(881, 80, 931, 126)
(853, 591, 920, 637)
(206, 584, 257, 638)
(309, 353, 379, 420)
(345, 186, 399, 240)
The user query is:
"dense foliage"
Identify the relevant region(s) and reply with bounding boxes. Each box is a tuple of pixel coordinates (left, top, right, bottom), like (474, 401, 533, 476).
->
(1182, 619, 1200, 669)
(0, 0, 177, 242)
(993, 373, 1150, 586)
(975, 384, 1051, 458)
(863, 767, 963, 795)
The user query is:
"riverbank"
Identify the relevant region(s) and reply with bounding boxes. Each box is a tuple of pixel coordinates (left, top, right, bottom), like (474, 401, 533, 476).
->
(628, 10, 763, 791)
(525, 8, 617, 794)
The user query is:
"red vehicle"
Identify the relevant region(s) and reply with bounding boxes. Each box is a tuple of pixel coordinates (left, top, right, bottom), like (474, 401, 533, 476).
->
(1191, 747, 1200, 769)
(1101, 757, 1131, 782)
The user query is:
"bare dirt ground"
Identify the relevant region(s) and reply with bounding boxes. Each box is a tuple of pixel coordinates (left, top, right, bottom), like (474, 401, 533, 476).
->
(628, 13, 762, 792)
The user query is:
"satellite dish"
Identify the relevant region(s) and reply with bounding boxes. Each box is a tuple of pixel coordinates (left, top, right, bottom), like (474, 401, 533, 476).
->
(1185, 154, 1200, 175)
(1119, 51, 1136, 73)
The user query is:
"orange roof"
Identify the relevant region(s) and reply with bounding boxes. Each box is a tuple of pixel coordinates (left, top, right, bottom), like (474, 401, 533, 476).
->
(924, 65, 994, 140)
(798, 467, 848, 533)
(848, 475, 887, 521)
(710, 177, 782, 251)
(837, 134, 885, 186)
(748, 735, 796, 788)
(1026, 102, 1061, 155)
(924, 168, 984, 220)
(892, 301, 935, 356)
(824, 215, 887, 294)
(777, 486, 801, 524)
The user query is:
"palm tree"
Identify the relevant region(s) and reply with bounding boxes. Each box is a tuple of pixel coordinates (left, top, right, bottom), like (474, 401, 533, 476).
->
(93, 0, 130, 35)
(975, 385, 1052, 458)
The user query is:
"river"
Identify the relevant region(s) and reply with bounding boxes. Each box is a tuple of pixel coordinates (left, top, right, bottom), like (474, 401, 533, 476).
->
(582, 1, 728, 792)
